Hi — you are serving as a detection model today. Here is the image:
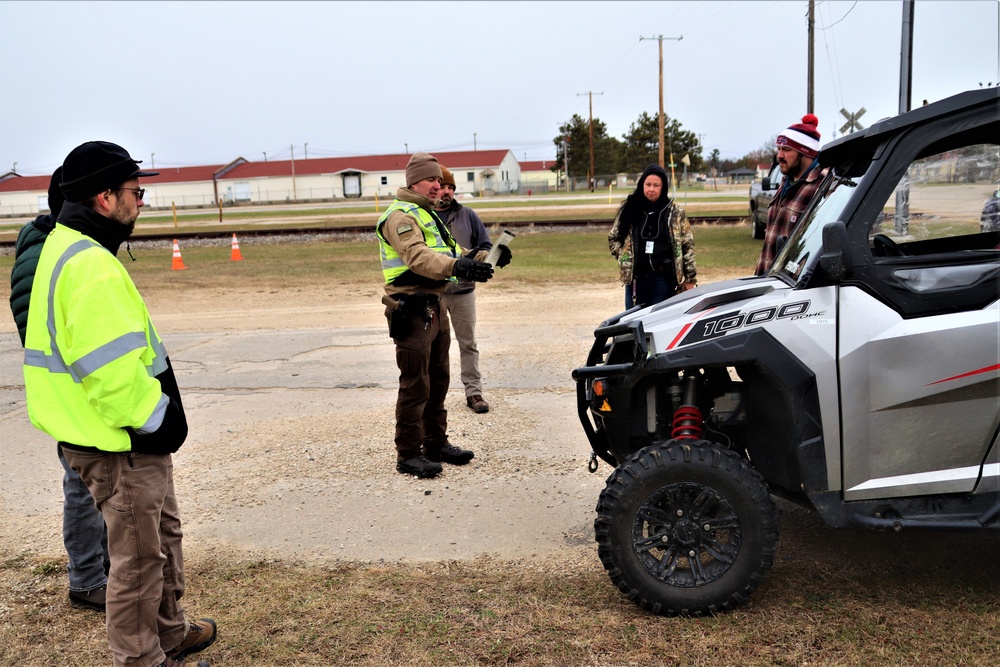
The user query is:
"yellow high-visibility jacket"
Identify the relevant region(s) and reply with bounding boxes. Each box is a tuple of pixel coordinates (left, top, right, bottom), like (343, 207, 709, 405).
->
(23, 223, 169, 452)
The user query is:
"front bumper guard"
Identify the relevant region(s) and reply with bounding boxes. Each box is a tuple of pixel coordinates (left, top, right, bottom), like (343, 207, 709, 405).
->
(571, 319, 648, 467)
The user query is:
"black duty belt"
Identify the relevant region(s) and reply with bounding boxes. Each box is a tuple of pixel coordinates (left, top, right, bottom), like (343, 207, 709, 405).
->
(391, 292, 439, 308)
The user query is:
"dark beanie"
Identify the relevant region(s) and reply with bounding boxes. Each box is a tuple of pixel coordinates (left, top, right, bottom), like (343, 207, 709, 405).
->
(47, 166, 65, 218)
(60, 141, 159, 203)
(440, 165, 456, 188)
(637, 164, 670, 196)
(405, 152, 442, 187)
(776, 114, 821, 158)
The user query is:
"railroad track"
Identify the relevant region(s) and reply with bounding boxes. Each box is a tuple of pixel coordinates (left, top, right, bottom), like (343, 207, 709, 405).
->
(0, 215, 748, 247)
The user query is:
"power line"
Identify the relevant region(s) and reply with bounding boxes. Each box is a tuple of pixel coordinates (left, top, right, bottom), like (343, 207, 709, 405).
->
(817, 1, 858, 30)
(819, 0, 846, 118)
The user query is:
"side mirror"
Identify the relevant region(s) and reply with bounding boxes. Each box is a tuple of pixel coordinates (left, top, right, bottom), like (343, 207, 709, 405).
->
(762, 177, 771, 190)
(820, 221, 851, 281)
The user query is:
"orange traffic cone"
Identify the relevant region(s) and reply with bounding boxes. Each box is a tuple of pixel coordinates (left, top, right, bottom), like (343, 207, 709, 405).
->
(171, 239, 187, 271)
(230, 233, 244, 261)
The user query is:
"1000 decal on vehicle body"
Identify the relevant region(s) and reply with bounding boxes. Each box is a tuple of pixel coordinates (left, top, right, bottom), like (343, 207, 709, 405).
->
(679, 300, 815, 346)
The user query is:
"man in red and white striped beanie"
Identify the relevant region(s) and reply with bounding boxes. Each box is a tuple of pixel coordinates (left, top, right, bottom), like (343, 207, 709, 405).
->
(776, 113, 822, 159)
(754, 114, 828, 275)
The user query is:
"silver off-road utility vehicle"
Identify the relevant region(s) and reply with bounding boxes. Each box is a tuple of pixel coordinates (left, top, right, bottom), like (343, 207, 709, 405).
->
(573, 88, 1000, 616)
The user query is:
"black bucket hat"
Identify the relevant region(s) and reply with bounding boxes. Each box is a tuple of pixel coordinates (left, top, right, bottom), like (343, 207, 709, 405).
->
(60, 141, 159, 203)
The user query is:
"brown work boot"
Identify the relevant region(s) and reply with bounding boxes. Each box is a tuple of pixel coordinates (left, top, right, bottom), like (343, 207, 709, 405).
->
(165, 618, 217, 661)
(158, 659, 210, 667)
(466, 394, 490, 414)
(68, 585, 106, 612)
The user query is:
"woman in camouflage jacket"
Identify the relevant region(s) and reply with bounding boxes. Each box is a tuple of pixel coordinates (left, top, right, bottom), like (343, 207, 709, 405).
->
(608, 164, 697, 308)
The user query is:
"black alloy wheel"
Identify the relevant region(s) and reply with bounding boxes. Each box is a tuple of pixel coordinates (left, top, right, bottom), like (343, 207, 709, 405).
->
(595, 440, 778, 615)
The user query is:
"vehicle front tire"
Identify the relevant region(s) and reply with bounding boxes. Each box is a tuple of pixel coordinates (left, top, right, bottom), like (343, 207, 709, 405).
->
(595, 440, 778, 616)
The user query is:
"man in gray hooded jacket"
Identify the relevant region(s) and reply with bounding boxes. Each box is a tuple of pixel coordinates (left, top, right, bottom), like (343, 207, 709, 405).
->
(435, 166, 494, 414)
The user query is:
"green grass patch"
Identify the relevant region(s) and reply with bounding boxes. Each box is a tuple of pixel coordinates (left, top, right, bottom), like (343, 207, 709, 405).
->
(0, 226, 761, 292)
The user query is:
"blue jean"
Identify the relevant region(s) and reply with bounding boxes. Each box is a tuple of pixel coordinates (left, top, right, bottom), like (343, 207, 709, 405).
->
(626, 271, 676, 309)
(58, 444, 110, 592)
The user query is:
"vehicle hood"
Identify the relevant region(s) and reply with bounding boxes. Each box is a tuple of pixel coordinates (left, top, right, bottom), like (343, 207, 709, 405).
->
(616, 275, 793, 352)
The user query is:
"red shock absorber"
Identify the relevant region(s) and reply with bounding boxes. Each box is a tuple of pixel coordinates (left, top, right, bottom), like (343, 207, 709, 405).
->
(671, 405, 704, 440)
(670, 373, 704, 440)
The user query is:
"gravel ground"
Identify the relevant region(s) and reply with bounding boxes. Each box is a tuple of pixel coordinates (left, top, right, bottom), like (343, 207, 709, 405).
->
(0, 281, 626, 569)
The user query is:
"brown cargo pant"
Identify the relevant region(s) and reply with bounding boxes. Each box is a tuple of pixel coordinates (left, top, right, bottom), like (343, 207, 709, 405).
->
(388, 301, 451, 460)
(62, 447, 188, 667)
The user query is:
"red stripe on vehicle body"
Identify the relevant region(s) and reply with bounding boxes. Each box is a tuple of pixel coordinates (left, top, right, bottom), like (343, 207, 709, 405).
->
(666, 308, 717, 350)
(666, 324, 692, 350)
(925, 363, 1000, 386)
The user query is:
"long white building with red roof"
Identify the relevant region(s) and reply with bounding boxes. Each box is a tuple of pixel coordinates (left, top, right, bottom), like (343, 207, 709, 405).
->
(0, 149, 533, 217)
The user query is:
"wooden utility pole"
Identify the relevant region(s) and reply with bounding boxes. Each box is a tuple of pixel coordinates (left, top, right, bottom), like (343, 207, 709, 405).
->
(640, 34, 683, 169)
(807, 0, 815, 114)
(577, 91, 603, 191)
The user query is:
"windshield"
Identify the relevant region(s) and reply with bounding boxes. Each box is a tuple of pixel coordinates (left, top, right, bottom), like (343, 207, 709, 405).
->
(769, 167, 869, 285)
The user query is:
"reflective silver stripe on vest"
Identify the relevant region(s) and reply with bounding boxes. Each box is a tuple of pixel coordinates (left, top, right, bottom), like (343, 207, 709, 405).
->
(380, 256, 407, 270)
(27, 240, 99, 380)
(147, 317, 168, 376)
(72, 331, 149, 378)
(23, 239, 165, 382)
(135, 393, 169, 434)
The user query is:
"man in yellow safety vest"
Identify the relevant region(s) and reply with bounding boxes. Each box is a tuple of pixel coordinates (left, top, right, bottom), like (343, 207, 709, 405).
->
(23, 141, 216, 667)
(375, 152, 511, 478)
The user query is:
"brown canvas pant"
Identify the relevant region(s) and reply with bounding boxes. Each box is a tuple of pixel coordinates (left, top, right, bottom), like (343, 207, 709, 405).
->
(441, 290, 482, 398)
(389, 301, 451, 460)
(62, 447, 188, 667)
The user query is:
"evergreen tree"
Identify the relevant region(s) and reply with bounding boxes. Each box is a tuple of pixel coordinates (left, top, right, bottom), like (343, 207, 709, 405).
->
(553, 114, 622, 183)
(620, 112, 704, 173)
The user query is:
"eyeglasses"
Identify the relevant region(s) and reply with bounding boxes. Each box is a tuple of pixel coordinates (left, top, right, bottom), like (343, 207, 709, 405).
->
(116, 187, 146, 200)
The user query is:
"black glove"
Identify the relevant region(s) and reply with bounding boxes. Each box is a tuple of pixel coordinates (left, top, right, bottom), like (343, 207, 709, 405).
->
(495, 245, 512, 268)
(453, 257, 494, 282)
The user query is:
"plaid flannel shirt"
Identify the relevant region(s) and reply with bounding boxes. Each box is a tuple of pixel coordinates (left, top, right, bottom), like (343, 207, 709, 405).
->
(754, 163, 827, 275)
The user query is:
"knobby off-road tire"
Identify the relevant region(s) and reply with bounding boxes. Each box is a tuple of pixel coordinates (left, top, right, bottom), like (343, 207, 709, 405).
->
(595, 440, 778, 616)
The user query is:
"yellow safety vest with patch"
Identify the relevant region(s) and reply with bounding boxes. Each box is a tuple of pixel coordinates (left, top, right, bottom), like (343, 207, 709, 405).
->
(375, 200, 458, 284)
(22, 224, 169, 452)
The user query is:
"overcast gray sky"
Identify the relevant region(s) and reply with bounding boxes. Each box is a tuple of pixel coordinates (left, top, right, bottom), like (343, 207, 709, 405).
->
(1, 0, 997, 176)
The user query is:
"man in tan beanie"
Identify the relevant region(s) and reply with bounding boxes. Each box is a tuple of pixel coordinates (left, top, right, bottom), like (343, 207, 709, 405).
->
(375, 153, 498, 478)
(435, 166, 499, 414)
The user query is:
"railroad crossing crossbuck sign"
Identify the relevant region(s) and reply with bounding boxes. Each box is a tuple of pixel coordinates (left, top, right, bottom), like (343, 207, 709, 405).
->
(840, 107, 866, 135)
